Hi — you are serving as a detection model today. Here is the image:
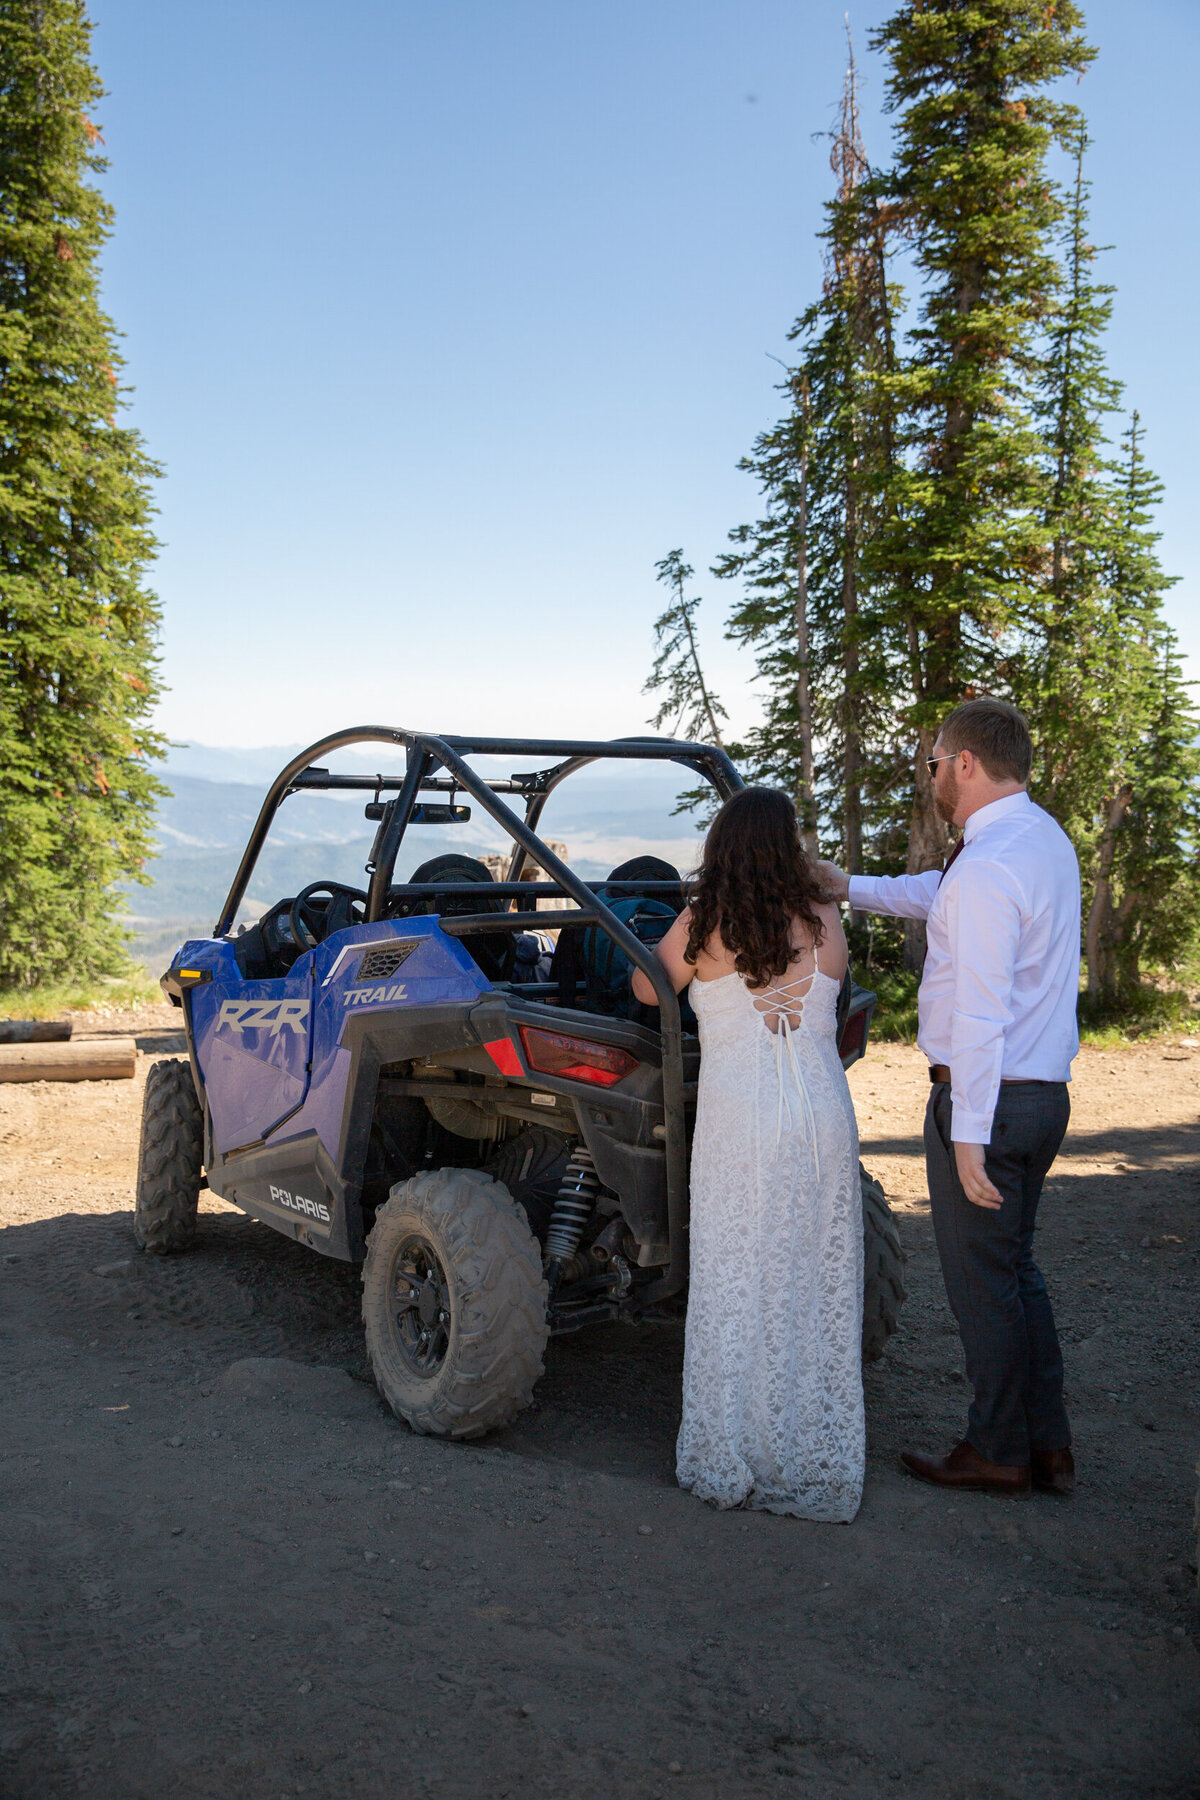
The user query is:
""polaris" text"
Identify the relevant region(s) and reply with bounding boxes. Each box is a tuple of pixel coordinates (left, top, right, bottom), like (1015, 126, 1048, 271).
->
(269, 1184, 331, 1223)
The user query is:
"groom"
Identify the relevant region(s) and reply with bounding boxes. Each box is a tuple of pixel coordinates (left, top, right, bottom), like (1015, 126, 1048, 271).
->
(820, 698, 1080, 1498)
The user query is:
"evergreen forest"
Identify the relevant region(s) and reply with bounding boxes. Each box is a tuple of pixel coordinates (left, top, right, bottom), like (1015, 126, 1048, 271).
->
(648, 0, 1200, 1029)
(0, 0, 164, 990)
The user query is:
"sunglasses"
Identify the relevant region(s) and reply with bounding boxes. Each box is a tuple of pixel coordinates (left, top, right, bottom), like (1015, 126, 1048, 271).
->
(924, 751, 959, 777)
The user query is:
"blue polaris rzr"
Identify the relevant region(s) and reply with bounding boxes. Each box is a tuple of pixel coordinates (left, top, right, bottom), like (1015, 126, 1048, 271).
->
(138, 728, 904, 1438)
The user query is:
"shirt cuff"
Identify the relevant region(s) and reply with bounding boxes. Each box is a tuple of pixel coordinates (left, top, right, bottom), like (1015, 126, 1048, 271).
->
(949, 1107, 994, 1146)
(847, 876, 875, 910)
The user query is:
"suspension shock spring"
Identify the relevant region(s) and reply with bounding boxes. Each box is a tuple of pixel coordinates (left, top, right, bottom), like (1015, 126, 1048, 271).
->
(544, 1147, 600, 1280)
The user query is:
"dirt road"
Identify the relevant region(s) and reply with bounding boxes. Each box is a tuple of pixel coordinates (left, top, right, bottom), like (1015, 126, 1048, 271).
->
(0, 1008, 1196, 1799)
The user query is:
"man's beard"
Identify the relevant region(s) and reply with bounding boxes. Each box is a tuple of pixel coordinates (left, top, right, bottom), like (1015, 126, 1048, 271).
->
(934, 765, 960, 825)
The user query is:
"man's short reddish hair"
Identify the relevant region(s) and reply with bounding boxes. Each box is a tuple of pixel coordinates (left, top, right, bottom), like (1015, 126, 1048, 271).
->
(939, 697, 1032, 784)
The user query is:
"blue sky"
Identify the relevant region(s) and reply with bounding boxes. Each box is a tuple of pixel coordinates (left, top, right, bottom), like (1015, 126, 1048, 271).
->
(90, 0, 1199, 749)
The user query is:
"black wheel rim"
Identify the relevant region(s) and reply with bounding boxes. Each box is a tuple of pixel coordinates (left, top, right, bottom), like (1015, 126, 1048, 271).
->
(387, 1234, 452, 1378)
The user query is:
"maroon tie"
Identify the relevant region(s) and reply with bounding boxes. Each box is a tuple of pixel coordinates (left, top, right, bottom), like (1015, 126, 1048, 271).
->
(938, 837, 965, 886)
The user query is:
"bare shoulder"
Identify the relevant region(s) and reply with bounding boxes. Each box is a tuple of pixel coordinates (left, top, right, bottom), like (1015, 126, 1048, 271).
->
(814, 898, 845, 934)
(661, 905, 733, 977)
(691, 919, 738, 978)
(813, 901, 849, 977)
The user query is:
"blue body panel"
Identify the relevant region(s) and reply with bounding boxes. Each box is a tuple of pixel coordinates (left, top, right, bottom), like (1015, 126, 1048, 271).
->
(171, 917, 488, 1164)
(189, 961, 313, 1151)
(270, 917, 488, 1159)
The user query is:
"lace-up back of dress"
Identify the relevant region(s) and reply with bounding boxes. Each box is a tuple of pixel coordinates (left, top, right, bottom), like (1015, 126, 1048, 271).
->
(726, 935, 838, 1163)
(745, 932, 832, 1035)
(747, 966, 819, 1034)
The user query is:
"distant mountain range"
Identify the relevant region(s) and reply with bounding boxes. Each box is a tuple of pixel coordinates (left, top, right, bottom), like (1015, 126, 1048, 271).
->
(125, 742, 709, 968)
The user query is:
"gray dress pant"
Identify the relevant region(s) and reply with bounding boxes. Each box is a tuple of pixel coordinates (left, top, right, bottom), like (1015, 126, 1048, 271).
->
(924, 1080, 1072, 1467)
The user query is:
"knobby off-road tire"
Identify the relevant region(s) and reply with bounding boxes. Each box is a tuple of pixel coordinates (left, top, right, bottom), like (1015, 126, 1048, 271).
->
(861, 1163, 906, 1362)
(363, 1167, 548, 1440)
(133, 1059, 204, 1255)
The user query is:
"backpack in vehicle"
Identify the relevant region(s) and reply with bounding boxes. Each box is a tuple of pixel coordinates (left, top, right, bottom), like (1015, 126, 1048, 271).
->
(582, 892, 678, 1015)
(552, 856, 695, 1026)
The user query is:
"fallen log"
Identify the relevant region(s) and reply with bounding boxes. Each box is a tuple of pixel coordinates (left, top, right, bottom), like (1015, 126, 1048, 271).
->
(0, 1019, 73, 1043)
(0, 1037, 136, 1083)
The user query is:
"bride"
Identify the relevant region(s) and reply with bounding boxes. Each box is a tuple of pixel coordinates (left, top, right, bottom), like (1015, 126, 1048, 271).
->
(632, 786, 864, 1521)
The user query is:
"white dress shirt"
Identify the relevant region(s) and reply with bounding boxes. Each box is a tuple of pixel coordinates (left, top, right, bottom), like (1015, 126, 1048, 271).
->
(847, 792, 1080, 1145)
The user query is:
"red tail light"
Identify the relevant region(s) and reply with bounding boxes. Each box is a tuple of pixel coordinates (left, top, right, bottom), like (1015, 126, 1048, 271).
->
(518, 1026, 638, 1088)
(837, 1010, 867, 1062)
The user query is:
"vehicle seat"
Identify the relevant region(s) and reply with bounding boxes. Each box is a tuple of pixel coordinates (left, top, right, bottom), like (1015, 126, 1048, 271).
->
(389, 854, 514, 983)
(605, 855, 685, 909)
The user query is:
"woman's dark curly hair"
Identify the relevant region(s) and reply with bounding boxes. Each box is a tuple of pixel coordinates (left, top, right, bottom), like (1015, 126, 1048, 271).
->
(685, 787, 826, 988)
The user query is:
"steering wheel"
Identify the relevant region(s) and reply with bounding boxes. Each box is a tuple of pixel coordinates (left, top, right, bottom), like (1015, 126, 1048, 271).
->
(289, 882, 368, 953)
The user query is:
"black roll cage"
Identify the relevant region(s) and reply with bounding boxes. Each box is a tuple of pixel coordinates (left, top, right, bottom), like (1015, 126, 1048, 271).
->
(212, 727, 744, 1304)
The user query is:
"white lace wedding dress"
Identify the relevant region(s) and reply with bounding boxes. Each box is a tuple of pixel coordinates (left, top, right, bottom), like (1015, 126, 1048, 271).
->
(676, 949, 865, 1522)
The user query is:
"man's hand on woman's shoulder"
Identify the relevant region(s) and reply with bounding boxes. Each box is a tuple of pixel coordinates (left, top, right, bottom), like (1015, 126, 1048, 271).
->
(815, 860, 851, 903)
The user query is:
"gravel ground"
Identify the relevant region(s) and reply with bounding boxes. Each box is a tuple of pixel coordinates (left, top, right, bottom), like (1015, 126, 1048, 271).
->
(0, 1007, 1196, 1799)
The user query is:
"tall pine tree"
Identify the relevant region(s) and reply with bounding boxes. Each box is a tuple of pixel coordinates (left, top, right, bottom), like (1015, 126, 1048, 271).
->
(1081, 418, 1200, 1000)
(1019, 133, 1199, 1001)
(1022, 125, 1125, 848)
(644, 550, 728, 749)
(1102, 632, 1200, 998)
(715, 42, 902, 869)
(643, 550, 729, 824)
(0, 0, 163, 988)
(868, 0, 1093, 967)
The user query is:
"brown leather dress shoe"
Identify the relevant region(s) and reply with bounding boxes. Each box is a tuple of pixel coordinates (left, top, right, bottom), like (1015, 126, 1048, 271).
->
(1031, 1446, 1075, 1496)
(900, 1440, 1031, 1497)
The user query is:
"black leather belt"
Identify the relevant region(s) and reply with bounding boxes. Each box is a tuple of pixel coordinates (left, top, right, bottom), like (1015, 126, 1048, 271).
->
(928, 1064, 1050, 1086)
